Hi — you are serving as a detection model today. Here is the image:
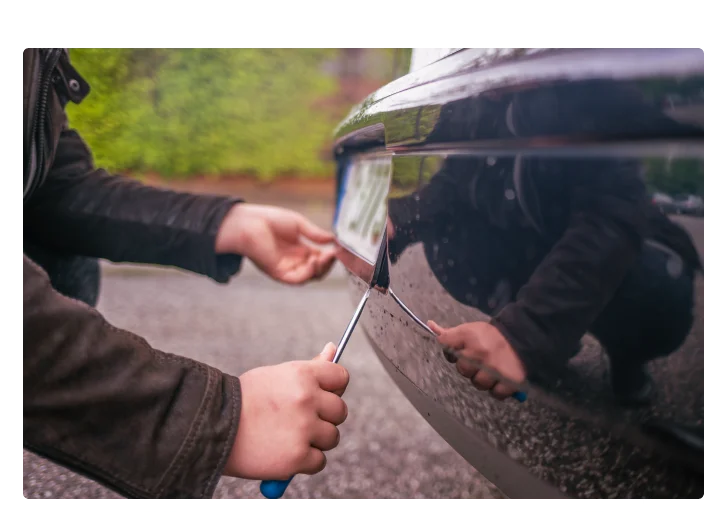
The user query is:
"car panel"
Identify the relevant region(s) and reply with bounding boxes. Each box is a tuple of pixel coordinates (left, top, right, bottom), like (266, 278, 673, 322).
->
(332, 49, 704, 498)
(334, 48, 704, 148)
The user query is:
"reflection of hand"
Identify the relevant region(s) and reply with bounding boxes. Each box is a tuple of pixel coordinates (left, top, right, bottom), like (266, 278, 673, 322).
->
(224, 343, 349, 480)
(216, 204, 336, 285)
(428, 320, 526, 400)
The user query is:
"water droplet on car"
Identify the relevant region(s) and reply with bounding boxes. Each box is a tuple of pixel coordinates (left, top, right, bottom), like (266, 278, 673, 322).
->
(666, 255, 683, 278)
(504, 189, 516, 200)
(415, 214, 420, 220)
(486, 157, 496, 166)
(448, 259, 454, 267)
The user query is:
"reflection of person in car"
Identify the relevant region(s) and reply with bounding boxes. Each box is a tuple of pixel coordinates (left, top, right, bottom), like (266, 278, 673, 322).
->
(387, 80, 702, 405)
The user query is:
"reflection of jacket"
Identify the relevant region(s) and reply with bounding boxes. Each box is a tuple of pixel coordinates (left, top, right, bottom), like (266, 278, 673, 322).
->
(388, 81, 701, 378)
(24, 49, 242, 497)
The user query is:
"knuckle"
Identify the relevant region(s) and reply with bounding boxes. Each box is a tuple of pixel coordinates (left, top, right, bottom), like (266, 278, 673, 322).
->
(339, 399, 349, 423)
(314, 453, 327, 473)
(338, 366, 350, 388)
(456, 361, 476, 378)
(473, 346, 489, 362)
(291, 361, 310, 378)
(491, 384, 512, 400)
(292, 386, 314, 407)
(322, 363, 348, 388)
(292, 444, 310, 467)
(474, 374, 495, 391)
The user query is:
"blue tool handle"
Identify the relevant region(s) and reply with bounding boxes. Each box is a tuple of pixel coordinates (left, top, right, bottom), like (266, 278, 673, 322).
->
(259, 288, 372, 499)
(260, 477, 294, 499)
(512, 391, 527, 402)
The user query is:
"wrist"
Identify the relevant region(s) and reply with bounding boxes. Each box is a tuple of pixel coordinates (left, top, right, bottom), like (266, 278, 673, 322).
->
(496, 332, 527, 382)
(215, 203, 251, 256)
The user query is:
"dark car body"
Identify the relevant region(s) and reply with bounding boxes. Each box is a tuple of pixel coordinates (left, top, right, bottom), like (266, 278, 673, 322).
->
(331, 49, 704, 498)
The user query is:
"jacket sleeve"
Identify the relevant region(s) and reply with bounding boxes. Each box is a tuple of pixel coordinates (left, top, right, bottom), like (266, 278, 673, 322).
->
(490, 159, 650, 379)
(23, 255, 240, 498)
(24, 127, 243, 283)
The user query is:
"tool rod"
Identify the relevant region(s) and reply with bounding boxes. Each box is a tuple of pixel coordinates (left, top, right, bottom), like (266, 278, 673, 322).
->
(260, 286, 372, 499)
(333, 287, 371, 364)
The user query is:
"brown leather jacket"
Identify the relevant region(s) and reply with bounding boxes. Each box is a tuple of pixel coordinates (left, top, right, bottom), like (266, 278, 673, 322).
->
(24, 48, 243, 498)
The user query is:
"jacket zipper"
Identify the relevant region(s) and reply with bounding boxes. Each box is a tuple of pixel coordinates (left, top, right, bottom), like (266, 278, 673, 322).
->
(24, 48, 62, 202)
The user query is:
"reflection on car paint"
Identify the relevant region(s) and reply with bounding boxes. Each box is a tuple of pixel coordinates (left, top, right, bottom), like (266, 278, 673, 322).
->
(334, 48, 704, 498)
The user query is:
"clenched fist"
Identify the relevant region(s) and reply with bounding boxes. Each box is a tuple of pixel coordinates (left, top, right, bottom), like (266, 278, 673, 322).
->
(428, 320, 526, 401)
(223, 343, 349, 480)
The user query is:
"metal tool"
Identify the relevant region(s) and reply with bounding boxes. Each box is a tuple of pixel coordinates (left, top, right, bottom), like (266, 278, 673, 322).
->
(260, 232, 525, 499)
(260, 233, 391, 499)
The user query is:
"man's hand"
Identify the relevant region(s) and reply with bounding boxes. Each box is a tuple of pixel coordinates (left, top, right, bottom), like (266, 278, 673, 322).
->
(216, 204, 337, 285)
(428, 320, 527, 400)
(223, 343, 349, 480)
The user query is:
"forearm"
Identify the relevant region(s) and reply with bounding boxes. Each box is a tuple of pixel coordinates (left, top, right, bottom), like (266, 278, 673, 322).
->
(491, 167, 649, 378)
(24, 129, 243, 283)
(23, 255, 240, 498)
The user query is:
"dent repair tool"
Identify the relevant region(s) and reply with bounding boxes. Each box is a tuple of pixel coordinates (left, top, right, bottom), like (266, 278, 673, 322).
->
(260, 233, 525, 499)
(259, 233, 391, 499)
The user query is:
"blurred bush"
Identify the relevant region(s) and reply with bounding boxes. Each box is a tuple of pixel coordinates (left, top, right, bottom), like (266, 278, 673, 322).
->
(67, 49, 410, 181)
(645, 158, 704, 196)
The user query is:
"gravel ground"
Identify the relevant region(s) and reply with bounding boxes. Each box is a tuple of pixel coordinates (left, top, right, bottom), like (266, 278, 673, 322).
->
(23, 259, 501, 499)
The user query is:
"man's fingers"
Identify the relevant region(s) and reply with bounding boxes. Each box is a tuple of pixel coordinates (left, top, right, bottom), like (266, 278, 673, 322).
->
(313, 344, 350, 395)
(429, 320, 465, 350)
(299, 218, 335, 244)
(299, 448, 327, 475)
(314, 248, 337, 279)
(456, 357, 479, 379)
(471, 369, 497, 391)
(310, 361, 350, 395)
(315, 342, 336, 362)
(491, 382, 515, 401)
(280, 253, 318, 285)
(310, 421, 341, 452)
(427, 320, 445, 335)
(316, 391, 348, 425)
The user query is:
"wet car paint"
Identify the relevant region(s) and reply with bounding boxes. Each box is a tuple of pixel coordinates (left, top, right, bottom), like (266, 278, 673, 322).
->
(332, 49, 704, 498)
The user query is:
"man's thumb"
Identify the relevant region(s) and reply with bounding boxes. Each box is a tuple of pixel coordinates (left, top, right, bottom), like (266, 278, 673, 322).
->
(315, 342, 336, 362)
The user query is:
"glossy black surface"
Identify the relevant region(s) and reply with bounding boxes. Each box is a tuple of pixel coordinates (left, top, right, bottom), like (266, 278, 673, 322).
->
(333, 49, 704, 498)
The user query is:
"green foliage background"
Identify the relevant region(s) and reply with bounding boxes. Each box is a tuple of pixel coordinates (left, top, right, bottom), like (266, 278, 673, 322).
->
(67, 49, 407, 181)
